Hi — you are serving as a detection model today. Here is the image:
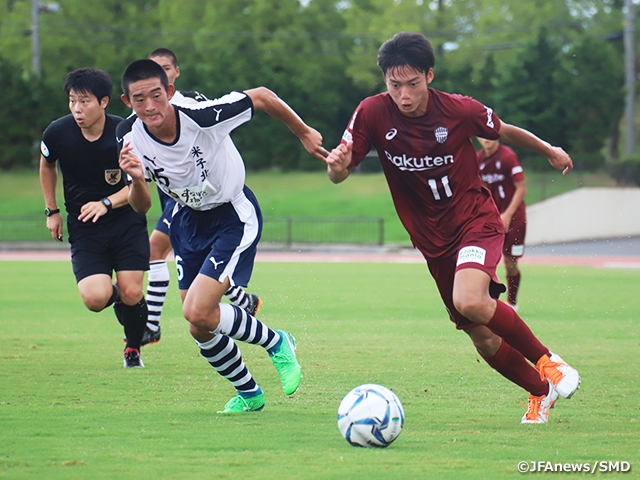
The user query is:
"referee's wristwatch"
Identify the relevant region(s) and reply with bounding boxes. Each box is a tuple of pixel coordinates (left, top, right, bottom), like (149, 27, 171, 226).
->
(44, 207, 60, 217)
(100, 197, 113, 212)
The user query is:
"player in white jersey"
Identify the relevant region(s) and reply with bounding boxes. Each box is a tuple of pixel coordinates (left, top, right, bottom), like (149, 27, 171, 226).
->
(138, 48, 261, 346)
(117, 59, 328, 413)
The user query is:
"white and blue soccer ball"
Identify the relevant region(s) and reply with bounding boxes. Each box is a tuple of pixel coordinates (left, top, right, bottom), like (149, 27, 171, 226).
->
(337, 384, 404, 448)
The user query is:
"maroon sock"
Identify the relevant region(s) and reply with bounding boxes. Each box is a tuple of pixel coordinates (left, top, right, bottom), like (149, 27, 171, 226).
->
(486, 300, 549, 364)
(481, 340, 548, 396)
(507, 272, 521, 305)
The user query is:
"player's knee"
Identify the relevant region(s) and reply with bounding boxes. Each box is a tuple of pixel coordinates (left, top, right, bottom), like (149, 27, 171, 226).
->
(82, 294, 109, 312)
(452, 293, 483, 320)
(504, 262, 517, 275)
(149, 243, 170, 262)
(188, 322, 199, 337)
(457, 297, 497, 325)
(188, 322, 213, 342)
(149, 232, 171, 261)
(118, 284, 143, 306)
(182, 303, 217, 330)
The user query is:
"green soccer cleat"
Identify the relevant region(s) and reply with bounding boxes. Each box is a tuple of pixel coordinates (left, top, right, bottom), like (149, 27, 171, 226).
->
(269, 330, 302, 395)
(217, 391, 265, 413)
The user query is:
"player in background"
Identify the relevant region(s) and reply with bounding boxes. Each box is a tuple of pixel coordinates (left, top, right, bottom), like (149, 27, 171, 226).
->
(325, 32, 580, 424)
(39, 68, 149, 368)
(117, 59, 328, 412)
(138, 48, 261, 346)
(477, 138, 527, 311)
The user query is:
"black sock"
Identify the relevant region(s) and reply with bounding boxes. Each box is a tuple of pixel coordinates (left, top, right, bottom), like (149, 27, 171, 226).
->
(106, 284, 120, 308)
(120, 298, 148, 350)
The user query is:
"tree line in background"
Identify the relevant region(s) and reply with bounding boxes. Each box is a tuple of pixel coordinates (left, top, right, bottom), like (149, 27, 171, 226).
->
(0, 0, 633, 175)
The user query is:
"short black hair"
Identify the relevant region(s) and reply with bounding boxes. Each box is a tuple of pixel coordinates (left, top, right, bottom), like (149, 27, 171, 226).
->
(121, 59, 169, 98)
(377, 32, 435, 77)
(148, 47, 178, 67)
(63, 68, 112, 102)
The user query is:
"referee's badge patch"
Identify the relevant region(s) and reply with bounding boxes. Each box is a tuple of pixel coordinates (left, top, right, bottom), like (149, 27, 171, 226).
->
(105, 169, 121, 185)
(40, 141, 50, 158)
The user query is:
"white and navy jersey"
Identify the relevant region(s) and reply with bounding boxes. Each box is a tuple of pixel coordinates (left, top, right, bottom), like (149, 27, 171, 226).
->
(171, 90, 208, 106)
(117, 91, 253, 211)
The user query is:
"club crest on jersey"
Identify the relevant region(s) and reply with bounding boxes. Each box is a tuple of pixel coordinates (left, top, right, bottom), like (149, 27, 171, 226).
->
(435, 127, 448, 144)
(105, 169, 121, 185)
(496, 161, 501, 169)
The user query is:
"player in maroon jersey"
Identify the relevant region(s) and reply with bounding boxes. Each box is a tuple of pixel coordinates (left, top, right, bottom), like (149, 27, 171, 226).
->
(325, 32, 580, 424)
(477, 138, 527, 311)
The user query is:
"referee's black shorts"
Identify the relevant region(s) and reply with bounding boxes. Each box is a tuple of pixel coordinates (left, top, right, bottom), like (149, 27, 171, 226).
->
(68, 209, 150, 282)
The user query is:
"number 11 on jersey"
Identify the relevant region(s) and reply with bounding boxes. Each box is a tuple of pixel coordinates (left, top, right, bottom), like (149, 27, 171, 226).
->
(428, 175, 453, 200)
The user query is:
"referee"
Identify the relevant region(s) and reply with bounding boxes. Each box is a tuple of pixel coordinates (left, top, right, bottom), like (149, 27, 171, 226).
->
(39, 68, 150, 368)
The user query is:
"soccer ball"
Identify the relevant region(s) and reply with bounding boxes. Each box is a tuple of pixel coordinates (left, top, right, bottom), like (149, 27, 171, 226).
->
(337, 384, 404, 448)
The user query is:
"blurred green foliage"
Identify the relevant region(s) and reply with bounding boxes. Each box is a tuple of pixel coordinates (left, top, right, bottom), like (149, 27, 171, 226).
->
(0, 0, 630, 171)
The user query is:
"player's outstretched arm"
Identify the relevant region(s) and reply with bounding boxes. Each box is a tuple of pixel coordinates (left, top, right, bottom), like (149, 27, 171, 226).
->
(244, 87, 329, 162)
(327, 142, 353, 184)
(499, 122, 573, 175)
(119, 142, 152, 214)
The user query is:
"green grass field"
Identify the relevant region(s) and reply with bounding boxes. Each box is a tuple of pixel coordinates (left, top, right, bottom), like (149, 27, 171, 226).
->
(1, 260, 638, 479)
(0, 169, 616, 244)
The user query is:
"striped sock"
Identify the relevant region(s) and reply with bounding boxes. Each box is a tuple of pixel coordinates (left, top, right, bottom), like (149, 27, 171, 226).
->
(225, 285, 250, 310)
(214, 303, 279, 350)
(146, 260, 170, 331)
(197, 335, 259, 394)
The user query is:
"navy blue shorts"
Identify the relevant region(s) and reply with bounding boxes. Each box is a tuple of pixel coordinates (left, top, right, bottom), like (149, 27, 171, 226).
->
(169, 186, 262, 291)
(68, 208, 150, 282)
(154, 187, 176, 236)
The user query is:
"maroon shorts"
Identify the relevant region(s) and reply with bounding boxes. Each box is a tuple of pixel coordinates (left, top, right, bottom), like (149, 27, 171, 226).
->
(420, 223, 506, 330)
(503, 220, 526, 258)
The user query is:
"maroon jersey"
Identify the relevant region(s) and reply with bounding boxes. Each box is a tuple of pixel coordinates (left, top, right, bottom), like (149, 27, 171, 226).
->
(477, 143, 526, 225)
(343, 89, 504, 257)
